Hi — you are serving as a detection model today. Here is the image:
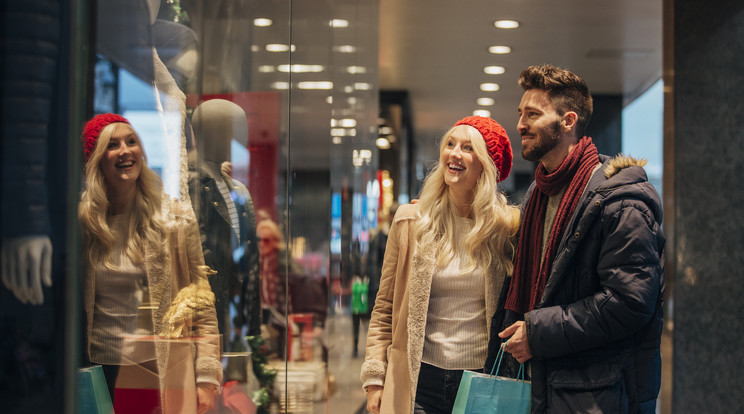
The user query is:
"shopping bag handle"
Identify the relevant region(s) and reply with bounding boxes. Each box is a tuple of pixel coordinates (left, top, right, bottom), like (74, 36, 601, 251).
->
(488, 340, 526, 381)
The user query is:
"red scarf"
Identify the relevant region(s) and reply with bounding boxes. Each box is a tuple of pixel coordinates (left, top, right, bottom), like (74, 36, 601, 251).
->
(504, 136, 600, 314)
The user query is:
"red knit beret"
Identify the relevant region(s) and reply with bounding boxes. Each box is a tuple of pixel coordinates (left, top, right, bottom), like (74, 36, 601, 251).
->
(454, 116, 513, 182)
(80, 113, 131, 163)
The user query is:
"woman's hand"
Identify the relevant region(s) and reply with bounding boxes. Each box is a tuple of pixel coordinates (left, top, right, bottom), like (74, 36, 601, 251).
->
(196, 383, 218, 414)
(366, 385, 383, 414)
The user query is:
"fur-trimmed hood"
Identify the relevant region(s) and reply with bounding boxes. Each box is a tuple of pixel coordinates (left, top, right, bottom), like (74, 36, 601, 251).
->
(603, 154, 648, 179)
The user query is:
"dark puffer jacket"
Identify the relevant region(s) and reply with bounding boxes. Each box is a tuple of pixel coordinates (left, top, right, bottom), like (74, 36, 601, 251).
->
(489, 154, 665, 414)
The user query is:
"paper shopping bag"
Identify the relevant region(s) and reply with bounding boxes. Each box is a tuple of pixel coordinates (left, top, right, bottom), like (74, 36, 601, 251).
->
(77, 365, 114, 414)
(464, 340, 531, 414)
(464, 374, 531, 414)
(452, 369, 491, 414)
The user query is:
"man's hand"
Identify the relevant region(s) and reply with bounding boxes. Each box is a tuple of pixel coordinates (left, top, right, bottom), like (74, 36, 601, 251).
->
(366, 385, 383, 414)
(499, 321, 533, 363)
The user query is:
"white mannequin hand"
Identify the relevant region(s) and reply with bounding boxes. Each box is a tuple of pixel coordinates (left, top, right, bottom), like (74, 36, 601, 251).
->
(1, 236, 53, 305)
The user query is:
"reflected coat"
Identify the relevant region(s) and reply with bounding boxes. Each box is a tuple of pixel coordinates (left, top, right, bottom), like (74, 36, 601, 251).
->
(189, 162, 260, 339)
(83, 198, 223, 410)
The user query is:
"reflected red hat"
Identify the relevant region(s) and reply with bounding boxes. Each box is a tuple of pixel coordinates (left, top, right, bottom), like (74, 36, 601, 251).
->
(80, 113, 130, 163)
(454, 116, 513, 182)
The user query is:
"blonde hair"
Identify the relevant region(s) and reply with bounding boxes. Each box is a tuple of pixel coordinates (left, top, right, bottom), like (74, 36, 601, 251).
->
(257, 219, 285, 250)
(78, 122, 165, 269)
(415, 124, 520, 275)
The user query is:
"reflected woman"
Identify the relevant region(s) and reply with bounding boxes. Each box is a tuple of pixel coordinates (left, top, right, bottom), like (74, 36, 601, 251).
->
(361, 116, 520, 414)
(78, 114, 222, 413)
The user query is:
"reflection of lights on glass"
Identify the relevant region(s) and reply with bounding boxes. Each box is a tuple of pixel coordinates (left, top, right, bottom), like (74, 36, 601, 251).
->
(347, 97, 357, 105)
(265, 44, 296, 52)
(480, 83, 500, 92)
(331, 128, 356, 136)
(382, 178, 392, 188)
(258, 65, 275, 73)
(278, 64, 324, 73)
(326, 96, 333, 104)
(251, 45, 260, 52)
(354, 82, 371, 90)
(474, 109, 491, 117)
(271, 81, 289, 90)
(477, 97, 495, 106)
(494, 20, 520, 29)
(376, 137, 391, 149)
(346, 66, 366, 74)
(330, 19, 349, 27)
(352, 149, 373, 167)
(484, 66, 505, 75)
(291, 236, 306, 259)
(298, 81, 333, 90)
(379, 126, 393, 135)
(333, 45, 357, 53)
(332, 136, 343, 144)
(254, 18, 272, 27)
(344, 85, 354, 93)
(339, 118, 357, 127)
(489, 45, 512, 54)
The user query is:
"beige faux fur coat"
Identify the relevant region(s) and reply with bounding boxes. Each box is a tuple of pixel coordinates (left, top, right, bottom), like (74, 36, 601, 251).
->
(361, 203, 508, 413)
(83, 198, 222, 412)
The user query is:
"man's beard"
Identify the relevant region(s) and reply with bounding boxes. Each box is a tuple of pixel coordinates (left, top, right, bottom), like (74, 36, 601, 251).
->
(522, 120, 561, 162)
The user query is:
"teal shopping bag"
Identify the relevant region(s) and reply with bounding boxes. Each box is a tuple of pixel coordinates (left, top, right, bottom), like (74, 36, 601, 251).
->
(77, 365, 114, 414)
(464, 341, 531, 414)
(452, 369, 492, 414)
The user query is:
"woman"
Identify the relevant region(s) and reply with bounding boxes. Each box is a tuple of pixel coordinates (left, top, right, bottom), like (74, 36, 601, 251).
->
(361, 116, 520, 414)
(78, 113, 222, 413)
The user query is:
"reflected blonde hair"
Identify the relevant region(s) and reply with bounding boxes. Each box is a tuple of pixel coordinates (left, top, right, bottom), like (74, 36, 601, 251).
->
(257, 219, 285, 251)
(415, 124, 520, 274)
(78, 123, 165, 269)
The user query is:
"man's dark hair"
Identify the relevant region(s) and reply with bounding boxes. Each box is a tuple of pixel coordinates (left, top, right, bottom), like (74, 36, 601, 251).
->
(519, 64, 593, 137)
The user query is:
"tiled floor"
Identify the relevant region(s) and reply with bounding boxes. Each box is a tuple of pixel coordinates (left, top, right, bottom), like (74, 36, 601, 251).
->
(269, 311, 369, 413)
(272, 313, 671, 414)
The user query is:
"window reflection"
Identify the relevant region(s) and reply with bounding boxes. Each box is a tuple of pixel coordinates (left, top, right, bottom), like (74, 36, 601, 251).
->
(88, 0, 380, 412)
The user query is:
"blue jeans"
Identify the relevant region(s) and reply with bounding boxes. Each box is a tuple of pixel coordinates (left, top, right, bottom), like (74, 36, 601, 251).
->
(413, 362, 467, 414)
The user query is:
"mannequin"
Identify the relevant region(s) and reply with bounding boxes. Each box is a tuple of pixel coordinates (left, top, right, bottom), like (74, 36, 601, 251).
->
(189, 99, 260, 352)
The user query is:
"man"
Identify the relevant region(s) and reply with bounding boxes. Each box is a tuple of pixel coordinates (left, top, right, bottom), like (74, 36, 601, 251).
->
(493, 64, 665, 413)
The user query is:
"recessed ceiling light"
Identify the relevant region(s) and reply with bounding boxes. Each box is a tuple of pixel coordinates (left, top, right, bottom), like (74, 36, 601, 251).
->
(494, 20, 519, 29)
(298, 81, 333, 90)
(265, 44, 296, 52)
(254, 18, 272, 27)
(484, 66, 505, 75)
(477, 97, 495, 106)
(277, 64, 324, 73)
(489, 45, 512, 54)
(480, 83, 500, 92)
(376, 137, 391, 149)
(346, 66, 367, 74)
(333, 45, 357, 53)
(331, 19, 349, 28)
(474, 109, 491, 117)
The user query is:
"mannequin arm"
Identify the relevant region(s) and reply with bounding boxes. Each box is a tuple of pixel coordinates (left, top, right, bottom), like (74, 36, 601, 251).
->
(1, 235, 53, 305)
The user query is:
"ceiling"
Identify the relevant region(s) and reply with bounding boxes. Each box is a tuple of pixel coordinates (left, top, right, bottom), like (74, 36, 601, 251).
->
(378, 0, 663, 174)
